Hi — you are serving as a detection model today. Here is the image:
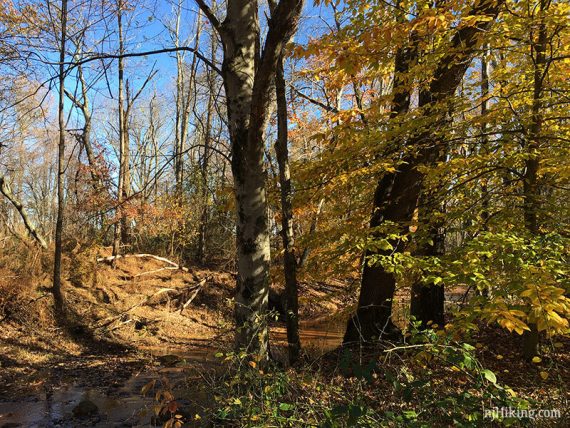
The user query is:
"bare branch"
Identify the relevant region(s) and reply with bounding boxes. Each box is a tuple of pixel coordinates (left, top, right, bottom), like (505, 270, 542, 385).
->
(0, 175, 48, 249)
(66, 47, 222, 75)
(291, 85, 339, 113)
(194, 0, 223, 36)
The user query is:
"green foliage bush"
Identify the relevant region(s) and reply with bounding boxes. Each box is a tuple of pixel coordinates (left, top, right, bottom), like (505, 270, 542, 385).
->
(208, 325, 529, 427)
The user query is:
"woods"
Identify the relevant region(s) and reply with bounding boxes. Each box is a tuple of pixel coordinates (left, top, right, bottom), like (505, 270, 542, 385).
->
(0, 0, 568, 426)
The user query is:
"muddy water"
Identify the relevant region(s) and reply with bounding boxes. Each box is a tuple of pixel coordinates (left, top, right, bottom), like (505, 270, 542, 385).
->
(271, 320, 344, 360)
(0, 351, 214, 428)
(0, 374, 156, 427)
(0, 323, 343, 428)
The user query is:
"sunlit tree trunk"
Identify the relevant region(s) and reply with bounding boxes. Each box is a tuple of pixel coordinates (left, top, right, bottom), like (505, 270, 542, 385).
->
(197, 0, 303, 360)
(174, 3, 202, 194)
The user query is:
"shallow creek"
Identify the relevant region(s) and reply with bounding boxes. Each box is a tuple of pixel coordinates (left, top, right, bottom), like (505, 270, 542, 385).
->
(0, 323, 343, 427)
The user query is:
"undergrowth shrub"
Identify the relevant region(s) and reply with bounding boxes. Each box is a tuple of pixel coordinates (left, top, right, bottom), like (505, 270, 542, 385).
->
(0, 239, 51, 325)
(201, 324, 529, 427)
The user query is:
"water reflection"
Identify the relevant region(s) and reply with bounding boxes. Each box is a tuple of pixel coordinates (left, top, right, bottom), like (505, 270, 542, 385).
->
(0, 322, 342, 427)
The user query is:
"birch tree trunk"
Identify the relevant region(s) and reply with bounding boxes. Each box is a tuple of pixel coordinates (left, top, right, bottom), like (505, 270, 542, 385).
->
(196, 0, 304, 360)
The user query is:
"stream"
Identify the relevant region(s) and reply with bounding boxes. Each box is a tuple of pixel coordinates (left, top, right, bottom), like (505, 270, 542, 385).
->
(0, 323, 343, 427)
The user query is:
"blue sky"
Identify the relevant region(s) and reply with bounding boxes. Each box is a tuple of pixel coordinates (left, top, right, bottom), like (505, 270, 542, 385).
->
(45, 0, 340, 183)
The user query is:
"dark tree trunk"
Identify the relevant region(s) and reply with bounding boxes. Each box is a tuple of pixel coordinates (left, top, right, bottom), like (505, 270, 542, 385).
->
(112, 0, 126, 259)
(344, 26, 418, 344)
(522, 0, 547, 360)
(480, 49, 491, 230)
(344, 0, 505, 344)
(197, 29, 216, 263)
(275, 55, 301, 364)
(410, 201, 446, 329)
(53, 0, 68, 313)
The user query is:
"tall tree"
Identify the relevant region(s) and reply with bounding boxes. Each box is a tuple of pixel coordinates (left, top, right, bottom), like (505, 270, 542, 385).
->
(173, 2, 202, 194)
(53, 0, 68, 313)
(344, 0, 505, 343)
(195, 0, 304, 360)
(112, 0, 127, 258)
(197, 17, 218, 263)
(522, 0, 548, 359)
(275, 50, 301, 363)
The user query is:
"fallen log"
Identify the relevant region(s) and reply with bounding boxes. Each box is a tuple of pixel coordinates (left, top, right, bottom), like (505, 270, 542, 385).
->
(94, 277, 210, 330)
(96, 253, 190, 275)
(95, 287, 176, 329)
(146, 278, 209, 311)
(133, 266, 179, 278)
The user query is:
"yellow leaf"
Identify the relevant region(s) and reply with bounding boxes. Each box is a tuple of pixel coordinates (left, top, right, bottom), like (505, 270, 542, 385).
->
(532, 356, 542, 363)
(539, 371, 549, 380)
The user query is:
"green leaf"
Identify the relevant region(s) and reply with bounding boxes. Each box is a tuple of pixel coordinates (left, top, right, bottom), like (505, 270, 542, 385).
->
(377, 239, 393, 251)
(482, 369, 497, 384)
(279, 403, 294, 411)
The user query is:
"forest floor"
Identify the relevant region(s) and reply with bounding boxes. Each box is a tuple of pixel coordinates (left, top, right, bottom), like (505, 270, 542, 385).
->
(0, 246, 568, 426)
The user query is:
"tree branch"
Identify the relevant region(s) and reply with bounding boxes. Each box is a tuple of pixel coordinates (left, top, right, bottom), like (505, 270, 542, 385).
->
(67, 47, 222, 76)
(194, 0, 224, 36)
(428, 0, 506, 102)
(291, 85, 339, 113)
(0, 175, 48, 249)
(248, 0, 305, 136)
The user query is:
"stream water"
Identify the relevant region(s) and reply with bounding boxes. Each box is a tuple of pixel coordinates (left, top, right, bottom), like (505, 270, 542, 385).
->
(0, 323, 343, 427)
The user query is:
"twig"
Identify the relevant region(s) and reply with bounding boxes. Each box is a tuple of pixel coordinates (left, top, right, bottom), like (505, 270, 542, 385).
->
(133, 266, 179, 278)
(180, 278, 208, 314)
